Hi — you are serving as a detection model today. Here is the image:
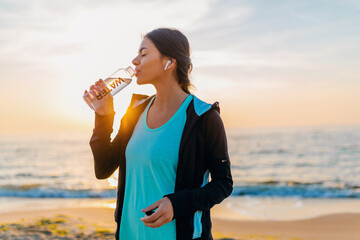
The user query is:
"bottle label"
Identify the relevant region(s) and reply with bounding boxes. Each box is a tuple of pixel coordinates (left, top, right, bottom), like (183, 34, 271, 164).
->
(109, 78, 123, 90)
(95, 77, 124, 100)
(95, 88, 111, 100)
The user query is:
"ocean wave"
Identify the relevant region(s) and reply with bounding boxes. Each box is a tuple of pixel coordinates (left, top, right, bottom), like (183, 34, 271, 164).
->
(242, 180, 324, 186)
(0, 186, 116, 198)
(1, 182, 360, 199)
(232, 183, 360, 198)
(249, 149, 289, 155)
(14, 173, 70, 179)
(0, 173, 71, 179)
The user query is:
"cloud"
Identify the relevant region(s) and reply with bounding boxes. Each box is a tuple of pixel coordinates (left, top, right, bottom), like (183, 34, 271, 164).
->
(1, 0, 360, 132)
(0, 0, 213, 59)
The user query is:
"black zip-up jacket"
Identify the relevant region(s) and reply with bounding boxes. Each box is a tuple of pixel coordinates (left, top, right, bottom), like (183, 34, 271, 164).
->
(89, 93, 233, 240)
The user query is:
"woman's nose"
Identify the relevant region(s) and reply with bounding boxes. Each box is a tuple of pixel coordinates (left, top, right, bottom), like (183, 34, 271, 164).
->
(132, 56, 139, 66)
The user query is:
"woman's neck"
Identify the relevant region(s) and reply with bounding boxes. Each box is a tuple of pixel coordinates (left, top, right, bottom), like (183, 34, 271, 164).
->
(151, 78, 189, 112)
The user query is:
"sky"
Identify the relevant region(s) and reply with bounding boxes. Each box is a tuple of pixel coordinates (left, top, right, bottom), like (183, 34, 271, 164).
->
(0, 0, 359, 134)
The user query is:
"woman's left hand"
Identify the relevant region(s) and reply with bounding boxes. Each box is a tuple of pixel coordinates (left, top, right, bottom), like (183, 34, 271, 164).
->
(140, 197, 174, 228)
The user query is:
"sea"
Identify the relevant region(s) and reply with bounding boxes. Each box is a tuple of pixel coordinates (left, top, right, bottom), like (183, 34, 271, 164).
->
(1, 124, 360, 220)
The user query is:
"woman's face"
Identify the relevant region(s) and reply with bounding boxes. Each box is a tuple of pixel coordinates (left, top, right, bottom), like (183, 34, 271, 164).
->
(132, 38, 166, 85)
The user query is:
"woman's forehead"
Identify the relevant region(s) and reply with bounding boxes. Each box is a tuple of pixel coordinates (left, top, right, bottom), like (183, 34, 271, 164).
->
(138, 38, 154, 52)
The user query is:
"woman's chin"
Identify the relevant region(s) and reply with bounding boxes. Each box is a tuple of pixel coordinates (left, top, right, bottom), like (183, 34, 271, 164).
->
(136, 78, 151, 85)
(136, 79, 144, 85)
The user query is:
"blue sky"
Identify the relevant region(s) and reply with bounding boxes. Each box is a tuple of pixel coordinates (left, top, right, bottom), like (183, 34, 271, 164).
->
(0, 0, 359, 133)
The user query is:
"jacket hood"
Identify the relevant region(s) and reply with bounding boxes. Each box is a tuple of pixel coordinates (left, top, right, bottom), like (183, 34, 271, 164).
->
(190, 94, 213, 117)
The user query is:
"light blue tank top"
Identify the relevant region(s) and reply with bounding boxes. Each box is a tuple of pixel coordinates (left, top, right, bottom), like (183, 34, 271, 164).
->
(119, 94, 193, 240)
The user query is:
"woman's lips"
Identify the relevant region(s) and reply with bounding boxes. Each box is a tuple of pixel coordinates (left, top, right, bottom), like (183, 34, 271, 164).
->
(135, 69, 140, 76)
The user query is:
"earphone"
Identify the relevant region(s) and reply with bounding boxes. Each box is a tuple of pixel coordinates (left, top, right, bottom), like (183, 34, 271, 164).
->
(164, 60, 171, 70)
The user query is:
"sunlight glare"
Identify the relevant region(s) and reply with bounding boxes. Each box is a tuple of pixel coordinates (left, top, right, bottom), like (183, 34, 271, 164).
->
(107, 169, 119, 188)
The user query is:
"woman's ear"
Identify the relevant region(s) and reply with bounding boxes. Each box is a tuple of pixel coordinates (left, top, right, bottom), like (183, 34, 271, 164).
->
(164, 60, 171, 70)
(164, 59, 176, 71)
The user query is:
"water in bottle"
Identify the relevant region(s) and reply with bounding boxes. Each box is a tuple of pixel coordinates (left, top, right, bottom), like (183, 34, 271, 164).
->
(83, 66, 135, 111)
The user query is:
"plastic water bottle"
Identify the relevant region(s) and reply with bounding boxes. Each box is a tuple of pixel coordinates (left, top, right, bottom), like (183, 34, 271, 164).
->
(83, 66, 135, 111)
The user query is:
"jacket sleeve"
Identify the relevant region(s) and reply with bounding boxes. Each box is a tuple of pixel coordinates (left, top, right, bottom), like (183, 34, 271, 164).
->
(164, 109, 233, 219)
(89, 93, 146, 180)
(89, 110, 123, 180)
(89, 93, 150, 179)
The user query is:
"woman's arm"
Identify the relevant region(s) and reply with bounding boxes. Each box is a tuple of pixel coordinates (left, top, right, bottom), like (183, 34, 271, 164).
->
(89, 111, 122, 179)
(86, 79, 122, 180)
(164, 108, 233, 219)
(89, 93, 150, 180)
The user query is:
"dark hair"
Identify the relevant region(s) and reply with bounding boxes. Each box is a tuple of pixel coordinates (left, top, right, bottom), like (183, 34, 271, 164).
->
(144, 28, 195, 94)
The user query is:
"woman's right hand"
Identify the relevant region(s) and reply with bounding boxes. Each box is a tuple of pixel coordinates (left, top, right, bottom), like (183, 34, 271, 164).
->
(84, 79, 114, 115)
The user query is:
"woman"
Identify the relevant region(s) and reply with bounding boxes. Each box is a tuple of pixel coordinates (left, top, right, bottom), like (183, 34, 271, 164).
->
(87, 28, 233, 240)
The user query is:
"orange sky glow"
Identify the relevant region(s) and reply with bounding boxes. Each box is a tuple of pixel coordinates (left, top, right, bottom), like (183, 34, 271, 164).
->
(0, 0, 359, 134)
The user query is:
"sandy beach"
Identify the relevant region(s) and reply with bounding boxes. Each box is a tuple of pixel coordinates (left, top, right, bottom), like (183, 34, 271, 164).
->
(1, 199, 360, 240)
